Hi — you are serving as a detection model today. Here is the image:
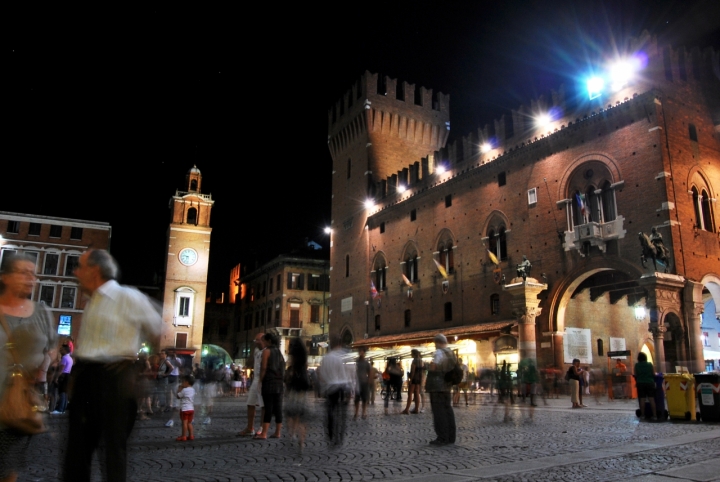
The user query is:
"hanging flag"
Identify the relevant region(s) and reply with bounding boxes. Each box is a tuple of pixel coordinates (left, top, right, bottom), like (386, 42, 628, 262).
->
(402, 273, 413, 287)
(433, 258, 448, 279)
(370, 280, 378, 299)
(575, 192, 587, 217)
(487, 249, 499, 265)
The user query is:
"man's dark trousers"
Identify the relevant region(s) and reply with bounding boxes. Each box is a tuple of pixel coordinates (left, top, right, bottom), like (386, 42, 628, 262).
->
(430, 391, 456, 443)
(64, 360, 137, 482)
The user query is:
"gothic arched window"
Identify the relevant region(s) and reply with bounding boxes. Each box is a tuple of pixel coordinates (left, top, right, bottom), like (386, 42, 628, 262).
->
(488, 226, 507, 262)
(437, 236, 455, 273)
(701, 189, 714, 232)
(403, 244, 420, 282)
(372, 255, 387, 292)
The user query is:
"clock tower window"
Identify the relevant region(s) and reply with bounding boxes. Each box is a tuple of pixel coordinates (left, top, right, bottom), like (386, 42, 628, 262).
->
(187, 207, 197, 225)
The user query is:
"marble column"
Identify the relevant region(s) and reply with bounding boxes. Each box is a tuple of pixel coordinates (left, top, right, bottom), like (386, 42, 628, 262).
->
(638, 273, 685, 373)
(684, 280, 705, 374)
(504, 277, 547, 362)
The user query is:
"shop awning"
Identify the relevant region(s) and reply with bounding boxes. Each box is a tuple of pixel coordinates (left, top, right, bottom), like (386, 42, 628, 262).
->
(703, 350, 720, 360)
(352, 321, 516, 348)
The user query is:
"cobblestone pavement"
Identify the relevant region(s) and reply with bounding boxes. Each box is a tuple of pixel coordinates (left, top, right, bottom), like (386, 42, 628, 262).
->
(18, 393, 720, 482)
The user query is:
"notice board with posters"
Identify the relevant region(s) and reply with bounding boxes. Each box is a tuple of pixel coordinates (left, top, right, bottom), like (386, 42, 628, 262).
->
(609, 337, 627, 360)
(564, 327, 592, 364)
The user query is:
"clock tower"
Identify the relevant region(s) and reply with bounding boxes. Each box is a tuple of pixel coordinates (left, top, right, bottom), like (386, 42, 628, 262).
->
(161, 165, 214, 359)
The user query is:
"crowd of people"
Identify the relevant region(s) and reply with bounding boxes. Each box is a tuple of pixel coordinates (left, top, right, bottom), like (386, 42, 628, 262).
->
(0, 249, 668, 482)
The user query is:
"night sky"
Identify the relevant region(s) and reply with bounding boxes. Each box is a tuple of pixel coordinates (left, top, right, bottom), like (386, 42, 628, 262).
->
(6, 2, 718, 294)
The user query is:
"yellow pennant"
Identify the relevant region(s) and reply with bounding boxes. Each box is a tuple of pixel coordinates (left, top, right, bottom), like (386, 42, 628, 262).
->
(402, 273, 413, 287)
(487, 249, 499, 265)
(433, 258, 448, 279)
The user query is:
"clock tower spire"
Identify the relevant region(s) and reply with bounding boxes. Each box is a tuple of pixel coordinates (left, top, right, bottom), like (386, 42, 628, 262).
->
(161, 165, 214, 359)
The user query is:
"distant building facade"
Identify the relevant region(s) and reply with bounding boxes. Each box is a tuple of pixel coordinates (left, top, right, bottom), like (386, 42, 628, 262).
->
(236, 244, 330, 365)
(0, 211, 111, 338)
(327, 33, 719, 375)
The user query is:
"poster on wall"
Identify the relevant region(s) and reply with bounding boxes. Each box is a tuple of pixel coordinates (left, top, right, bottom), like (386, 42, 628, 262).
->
(609, 337, 627, 360)
(564, 328, 592, 364)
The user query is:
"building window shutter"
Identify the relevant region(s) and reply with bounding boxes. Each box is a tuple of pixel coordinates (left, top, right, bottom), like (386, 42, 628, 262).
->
(287, 273, 293, 290)
(298, 273, 305, 290)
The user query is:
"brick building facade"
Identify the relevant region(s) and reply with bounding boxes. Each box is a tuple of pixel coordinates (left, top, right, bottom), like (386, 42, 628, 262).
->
(0, 211, 111, 339)
(327, 33, 719, 375)
(236, 243, 330, 366)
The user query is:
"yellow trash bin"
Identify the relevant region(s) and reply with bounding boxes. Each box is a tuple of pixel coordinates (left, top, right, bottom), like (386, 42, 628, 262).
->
(663, 374, 696, 421)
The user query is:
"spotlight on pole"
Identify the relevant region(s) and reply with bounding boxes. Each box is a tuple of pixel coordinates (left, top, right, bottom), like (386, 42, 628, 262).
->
(480, 142, 492, 154)
(587, 76, 604, 100)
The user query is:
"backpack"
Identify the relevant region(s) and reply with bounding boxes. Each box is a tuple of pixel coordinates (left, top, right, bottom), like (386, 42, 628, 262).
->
(442, 349, 463, 385)
(565, 367, 572, 381)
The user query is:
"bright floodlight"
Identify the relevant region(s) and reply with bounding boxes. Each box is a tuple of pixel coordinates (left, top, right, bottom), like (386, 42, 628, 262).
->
(587, 76, 604, 100)
(536, 113, 551, 128)
(364, 199, 375, 210)
(480, 143, 492, 154)
(324, 227, 333, 234)
(397, 184, 407, 193)
(436, 165, 446, 174)
(610, 59, 638, 92)
(634, 306, 646, 320)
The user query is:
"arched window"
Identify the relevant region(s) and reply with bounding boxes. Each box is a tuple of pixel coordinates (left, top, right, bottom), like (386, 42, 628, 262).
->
(693, 187, 703, 230)
(374, 314, 381, 331)
(444, 302, 453, 322)
(372, 254, 387, 292)
(701, 189, 714, 232)
(689, 123, 698, 142)
(586, 185, 599, 223)
(187, 207, 197, 225)
(600, 181, 616, 222)
(438, 237, 455, 273)
(345, 255, 350, 277)
(403, 244, 420, 282)
(490, 294, 500, 315)
(488, 226, 507, 262)
(190, 179, 198, 191)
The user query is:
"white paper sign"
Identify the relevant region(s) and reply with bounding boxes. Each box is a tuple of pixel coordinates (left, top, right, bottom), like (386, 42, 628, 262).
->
(609, 337, 627, 359)
(341, 297, 353, 313)
(564, 328, 592, 364)
(699, 384, 715, 406)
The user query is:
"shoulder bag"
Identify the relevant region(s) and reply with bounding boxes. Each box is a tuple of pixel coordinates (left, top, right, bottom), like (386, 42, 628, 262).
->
(0, 311, 46, 435)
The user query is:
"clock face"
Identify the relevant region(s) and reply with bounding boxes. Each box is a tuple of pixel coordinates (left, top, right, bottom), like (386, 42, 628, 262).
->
(178, 248, 198, 266)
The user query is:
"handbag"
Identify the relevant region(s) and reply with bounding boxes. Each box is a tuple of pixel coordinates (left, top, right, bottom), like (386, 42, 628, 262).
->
(0, 312, 46, 435)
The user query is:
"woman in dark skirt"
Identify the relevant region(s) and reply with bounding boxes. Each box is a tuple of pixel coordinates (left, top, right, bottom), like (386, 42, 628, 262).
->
(255, 332, 284, 439)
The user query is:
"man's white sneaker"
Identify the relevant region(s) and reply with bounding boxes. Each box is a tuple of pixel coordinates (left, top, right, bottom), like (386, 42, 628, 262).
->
(165, 420, 174, 427)
(202, 417, 211, 425)
(50, 410, 62, 415)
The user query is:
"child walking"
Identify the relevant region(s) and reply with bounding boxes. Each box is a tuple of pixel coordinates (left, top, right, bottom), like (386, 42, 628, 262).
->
(176, 375, 196, 441)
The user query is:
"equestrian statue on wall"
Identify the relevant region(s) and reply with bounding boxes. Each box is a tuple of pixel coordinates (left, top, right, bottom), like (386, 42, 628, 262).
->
(639, 227, 671, 273)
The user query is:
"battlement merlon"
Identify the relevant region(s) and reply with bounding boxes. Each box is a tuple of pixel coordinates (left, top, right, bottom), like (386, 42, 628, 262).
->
(328, 71, 450, 134)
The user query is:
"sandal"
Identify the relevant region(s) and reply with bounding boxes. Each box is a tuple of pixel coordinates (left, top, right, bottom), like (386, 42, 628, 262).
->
(238, 428, 255, 436)
(176, 436, 187, 442)
(253, 434, 267, 440)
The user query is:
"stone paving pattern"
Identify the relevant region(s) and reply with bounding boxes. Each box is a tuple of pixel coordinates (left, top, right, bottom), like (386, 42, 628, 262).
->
(18, 393, 720, 482)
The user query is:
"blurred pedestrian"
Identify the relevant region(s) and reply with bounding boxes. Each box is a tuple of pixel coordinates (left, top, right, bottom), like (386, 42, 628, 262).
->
(319, 334, 351, 444)
(284, 337, 310, 452)
(634, 352, 657, 420)
(255, 332, 284, 439)
(568, 359, 582, 409)
(52, 344, 73, 414)
(353, 347, 371, 420)
(0, 254, 57, 482)
(425, 334, 456, 445)
(63, 249, 162, 482)
(239, 333, 265, 436)
(402, 349, 423, 414)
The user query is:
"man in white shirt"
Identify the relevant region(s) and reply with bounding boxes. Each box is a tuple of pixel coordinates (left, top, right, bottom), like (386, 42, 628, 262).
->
(319, 334, 351, 444)
(164, 349, 183, 426)
(64, 250, 162, 482)
(238, 333, 265, 436)
(426, 334, 456, 445)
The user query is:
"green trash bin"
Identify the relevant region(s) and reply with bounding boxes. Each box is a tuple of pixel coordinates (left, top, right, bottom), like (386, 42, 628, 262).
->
(694, 373, 720, 422)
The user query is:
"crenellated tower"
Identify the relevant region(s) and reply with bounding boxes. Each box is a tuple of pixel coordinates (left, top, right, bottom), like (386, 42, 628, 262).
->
(327, 72, 450, 341)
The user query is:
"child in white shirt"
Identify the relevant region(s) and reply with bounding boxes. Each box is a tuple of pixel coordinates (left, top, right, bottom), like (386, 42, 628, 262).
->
(176, 375, 196, 441)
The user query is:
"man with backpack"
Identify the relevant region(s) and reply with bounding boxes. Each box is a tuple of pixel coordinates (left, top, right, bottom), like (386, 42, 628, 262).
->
(425, 333, 457, 445)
